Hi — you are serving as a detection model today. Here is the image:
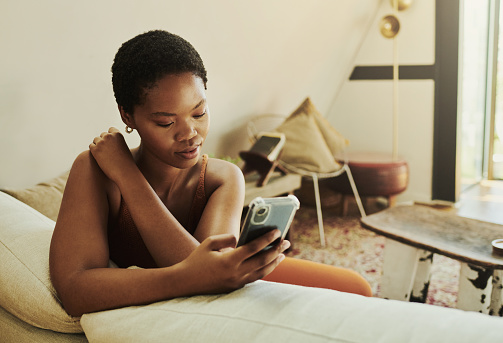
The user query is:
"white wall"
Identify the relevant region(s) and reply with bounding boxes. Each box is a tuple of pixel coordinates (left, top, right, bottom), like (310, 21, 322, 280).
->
(1, 0, 439, 203)
(327, 0, 436, 202)
(0, 0, 380, 188)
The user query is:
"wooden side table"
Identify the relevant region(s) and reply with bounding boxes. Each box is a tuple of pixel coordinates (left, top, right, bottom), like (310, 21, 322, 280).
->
(361, 205, 503, 316)
(328, 152, 409, 215)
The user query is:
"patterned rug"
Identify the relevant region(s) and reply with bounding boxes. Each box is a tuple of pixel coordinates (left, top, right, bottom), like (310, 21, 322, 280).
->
(286, 203, 460, 309)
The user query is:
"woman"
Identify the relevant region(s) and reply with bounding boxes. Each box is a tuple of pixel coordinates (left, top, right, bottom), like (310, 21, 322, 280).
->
(50, 30, 371, 318)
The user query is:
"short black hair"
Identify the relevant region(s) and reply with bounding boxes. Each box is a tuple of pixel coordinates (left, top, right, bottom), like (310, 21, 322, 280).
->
(111, 30, 208, 114)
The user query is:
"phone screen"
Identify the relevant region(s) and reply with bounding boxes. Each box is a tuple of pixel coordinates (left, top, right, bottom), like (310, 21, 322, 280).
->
(241, 225, 279, 248)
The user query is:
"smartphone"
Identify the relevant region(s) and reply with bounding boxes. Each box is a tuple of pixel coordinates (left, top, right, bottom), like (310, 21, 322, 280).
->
(249, 132, 286, 162)
(237, 195, 300, 250)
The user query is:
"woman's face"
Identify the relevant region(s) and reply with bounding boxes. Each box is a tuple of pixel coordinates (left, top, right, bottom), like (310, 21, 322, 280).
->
(129, 72, 210, 169)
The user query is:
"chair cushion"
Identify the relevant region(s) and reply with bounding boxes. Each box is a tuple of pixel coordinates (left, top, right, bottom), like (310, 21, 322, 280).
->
(275, 97, 348, 173)
(0, 191, 82, 333)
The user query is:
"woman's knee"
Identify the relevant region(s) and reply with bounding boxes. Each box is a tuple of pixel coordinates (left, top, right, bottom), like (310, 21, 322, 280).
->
(263, 257, 372, 297)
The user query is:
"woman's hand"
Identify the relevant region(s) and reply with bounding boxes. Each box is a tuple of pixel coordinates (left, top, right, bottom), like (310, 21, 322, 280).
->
(179, 230, 290, 295)
(89, 127, 136, 184)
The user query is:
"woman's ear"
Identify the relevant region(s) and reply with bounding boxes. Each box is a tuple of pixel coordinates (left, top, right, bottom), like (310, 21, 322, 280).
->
(118, 105, 135, 129)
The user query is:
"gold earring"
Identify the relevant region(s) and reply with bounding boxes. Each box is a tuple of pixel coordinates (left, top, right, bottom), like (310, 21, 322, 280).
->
(125, 125, 133, 134)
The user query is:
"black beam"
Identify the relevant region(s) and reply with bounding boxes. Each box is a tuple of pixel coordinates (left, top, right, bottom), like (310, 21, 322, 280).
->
(432, 0, 459, 202)
(349, 65, 435, 80)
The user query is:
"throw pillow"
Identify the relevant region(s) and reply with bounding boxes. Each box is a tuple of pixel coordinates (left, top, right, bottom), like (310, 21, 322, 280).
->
(1, 171, 70, 221)
(275, 112, 341, 173)
(0, 191, 82, 333)
(290, 97, 349, 156)
(274, 97, 348, 173)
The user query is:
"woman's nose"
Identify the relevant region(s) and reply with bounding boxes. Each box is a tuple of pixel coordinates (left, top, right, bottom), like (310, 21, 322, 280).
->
(176, 123, 197, 142)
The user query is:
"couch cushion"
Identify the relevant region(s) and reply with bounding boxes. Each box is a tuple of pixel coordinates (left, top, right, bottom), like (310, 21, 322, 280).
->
(1, 171, 69, 221)
(0, 191, 82, 333)
(81, 279, 503, 342)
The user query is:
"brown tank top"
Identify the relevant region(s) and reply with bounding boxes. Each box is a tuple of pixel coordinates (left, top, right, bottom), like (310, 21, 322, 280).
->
(108, 155, 208, 268)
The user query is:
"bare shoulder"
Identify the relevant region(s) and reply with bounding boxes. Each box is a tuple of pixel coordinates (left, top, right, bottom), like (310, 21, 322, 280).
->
(67, 151, 119, 197)
(55, 150, 121, 239)
(67, 150, 101, 182)
(205, 157, 244, 188)
(70, 150, 106, 181)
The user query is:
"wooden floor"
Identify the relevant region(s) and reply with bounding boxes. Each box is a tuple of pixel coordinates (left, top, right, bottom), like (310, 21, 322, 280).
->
(457, 180, 503, 225)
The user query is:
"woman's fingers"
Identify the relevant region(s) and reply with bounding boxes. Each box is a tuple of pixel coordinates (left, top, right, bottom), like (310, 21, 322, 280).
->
(89, 127, 128, 152)
(244, 252, 286, 283)
(234, 229, 282, 260)
(202, 234, 238, 252)
(239, 239, 289, 274)
(184, 234, 290, 294)
(232, 230, 291, 279)
(96, 127, 120, 140)
(87, 127, 137, 184)
(90, 127, 120, 143)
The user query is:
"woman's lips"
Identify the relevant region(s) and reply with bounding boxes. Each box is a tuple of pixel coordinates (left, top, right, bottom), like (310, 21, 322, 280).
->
(176, 146, 200, 160)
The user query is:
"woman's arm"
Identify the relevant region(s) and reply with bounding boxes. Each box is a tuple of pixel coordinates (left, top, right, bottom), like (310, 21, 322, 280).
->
(89, 128, 200, 267)
(50, 150, 187, 316)
(192, 158, 245, 243)
(50, 151, 286, 317)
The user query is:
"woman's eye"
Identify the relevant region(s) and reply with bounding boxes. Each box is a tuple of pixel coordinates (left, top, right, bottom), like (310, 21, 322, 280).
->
(194, 111, 206, 119)
(158, 122, 174, 128)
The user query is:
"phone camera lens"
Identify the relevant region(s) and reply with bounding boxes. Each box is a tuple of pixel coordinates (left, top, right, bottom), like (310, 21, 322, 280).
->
(257, 207, 267, 216)
(250, 204, 270, 225)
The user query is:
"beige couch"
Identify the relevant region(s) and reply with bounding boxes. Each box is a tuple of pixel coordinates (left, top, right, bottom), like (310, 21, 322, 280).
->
(1, 175, 503, 342)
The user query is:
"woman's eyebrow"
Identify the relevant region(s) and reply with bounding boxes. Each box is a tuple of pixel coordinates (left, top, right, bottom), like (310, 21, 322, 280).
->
(192, 98, 206, 110)
(151, 112, 176, 117)
(150, 98, 206, 117)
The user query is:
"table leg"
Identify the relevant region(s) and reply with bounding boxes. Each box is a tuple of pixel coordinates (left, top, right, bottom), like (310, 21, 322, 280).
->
(410, 250, 433, 303)
(380, 239, 421, 301)
(489, 270, 503, 316)
(457, 263, 493, 314)
(387, 195, 397, 207)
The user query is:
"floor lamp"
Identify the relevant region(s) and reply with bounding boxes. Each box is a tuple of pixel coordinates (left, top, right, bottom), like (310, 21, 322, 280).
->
(379, 0, 412, 161)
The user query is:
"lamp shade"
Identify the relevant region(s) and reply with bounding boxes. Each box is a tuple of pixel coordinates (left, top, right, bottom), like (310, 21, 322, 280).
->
(380, 15, 400, 39)
(390, 0, 413, 11)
